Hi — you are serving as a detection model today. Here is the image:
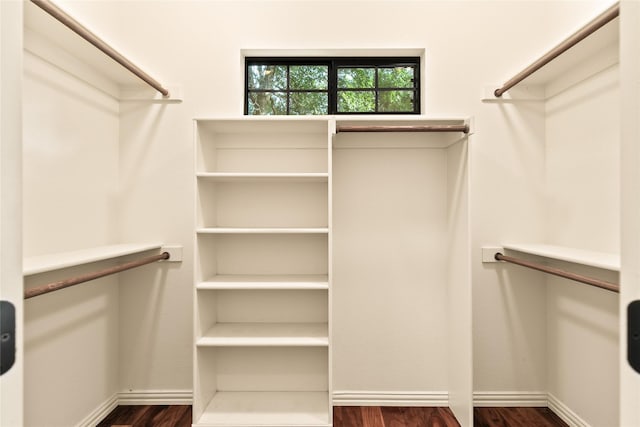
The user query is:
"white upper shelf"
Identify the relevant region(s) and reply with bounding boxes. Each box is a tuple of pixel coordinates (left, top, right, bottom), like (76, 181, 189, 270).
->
(502, 243, 620, 272)
(23, 0, 179, 102)
(485, 2, 619, 100)
(24, 243, 163, 276)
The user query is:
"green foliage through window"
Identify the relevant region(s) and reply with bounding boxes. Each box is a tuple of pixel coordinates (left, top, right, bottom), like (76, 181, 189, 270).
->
(246, 57, 419, 115)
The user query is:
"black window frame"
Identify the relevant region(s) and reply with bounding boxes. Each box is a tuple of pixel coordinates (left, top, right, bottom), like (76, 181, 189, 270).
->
(245, 57, 421, 115)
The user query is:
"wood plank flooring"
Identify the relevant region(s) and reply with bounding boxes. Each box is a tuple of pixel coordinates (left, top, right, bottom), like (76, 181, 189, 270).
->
(97, 405, 570, 427)
(96, 405, 191, 427)
(334, 406, 460, 426)
(473, 407, 569, 427)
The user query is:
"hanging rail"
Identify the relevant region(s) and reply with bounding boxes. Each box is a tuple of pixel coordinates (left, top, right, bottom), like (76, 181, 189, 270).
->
(24, 251, 170, 299)
(336, 124, 469, 134)
(495, 252, 619, 293)
(494, 2, 619, 98)
(30, 0, 170, 97)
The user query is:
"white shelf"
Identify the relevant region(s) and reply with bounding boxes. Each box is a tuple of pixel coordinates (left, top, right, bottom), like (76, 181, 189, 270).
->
(195, 391, 330, 426)
(197, 173, 328, 182)
(195, 117, 329, 134)
(197, 275, 329, 290)
(24, 243, 163, 276)
(24, 1, 179, 102)
(197, 227, 329, 234)
(503, 243, 620, 271)
(197, 323, 329, 347)
(485, 4, 619, 101)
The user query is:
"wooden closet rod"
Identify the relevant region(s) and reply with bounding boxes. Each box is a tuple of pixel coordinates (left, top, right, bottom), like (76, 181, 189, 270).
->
(24, 252, 170, 299)
(336, 124, 469, 134)
(494, 2, 619, 98)
(495, 252, 619, 293)
(30, 0, 170, 97)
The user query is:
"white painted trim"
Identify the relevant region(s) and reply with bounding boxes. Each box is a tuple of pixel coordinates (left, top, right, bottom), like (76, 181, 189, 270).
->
(473, 391, 548, 407)
(332, 391, 448, 407)
(117, 389, 193, 405)
(75, 393, 118, 427)
(548, 393, 591, 427)
(77, 389, 194, 426)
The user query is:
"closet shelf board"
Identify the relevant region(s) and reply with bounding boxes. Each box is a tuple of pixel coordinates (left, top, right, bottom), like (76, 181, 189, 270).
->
(197, 275, 329, 290)
(24, 243, 163, 276)
(503, 243, 620, 271)
(24, 1, 178, 101)
(196, 173, 329, 182)
(196, 391, 330, 426)
(197, 323, 329, 347)
(486, 8, 619, 101)
(197, 227, 329, 234)
(513, 14, 618, 88)
(195, 117, 329, 134)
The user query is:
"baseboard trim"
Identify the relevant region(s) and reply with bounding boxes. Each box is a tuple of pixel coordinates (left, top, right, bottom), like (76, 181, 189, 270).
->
(80, 389, 591, 427)
(332, 391, 448, 407)
(548, 393, 591, 427)
(75, 393, 119, 427)
(473, 391, 548, 407)
(117, 389, 193, 405)
(76, 390, 193, 426)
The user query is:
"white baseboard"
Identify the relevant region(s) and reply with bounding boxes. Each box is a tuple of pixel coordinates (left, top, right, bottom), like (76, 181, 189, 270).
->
(474, 392, 592, 427)
(80, 389, 591, 427)
(75, 393, 118, 427)
(548, 393, 591, 427)
(76, 390, 193, 427)
(332, 390, 448, 406)
(117, 389, 193, 405)
(473, 391, 548, 407)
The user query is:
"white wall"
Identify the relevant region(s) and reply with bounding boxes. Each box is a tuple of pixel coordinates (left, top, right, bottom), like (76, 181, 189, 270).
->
(332, 139, 450, 396)
(22, 28, 120, 426)
(26, 0, 622, 425)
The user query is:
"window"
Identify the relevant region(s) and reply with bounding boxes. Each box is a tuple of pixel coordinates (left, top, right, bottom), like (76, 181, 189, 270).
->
(245, 57, 420, 115)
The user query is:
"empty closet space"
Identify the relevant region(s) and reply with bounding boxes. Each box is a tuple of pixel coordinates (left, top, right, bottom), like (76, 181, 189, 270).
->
(193, 118, 331, 426)
(485, 3, 620, 426)
(331, 119, 471, 425)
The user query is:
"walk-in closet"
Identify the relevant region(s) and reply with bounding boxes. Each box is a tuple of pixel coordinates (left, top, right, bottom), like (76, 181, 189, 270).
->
(1, 1, 639, 427)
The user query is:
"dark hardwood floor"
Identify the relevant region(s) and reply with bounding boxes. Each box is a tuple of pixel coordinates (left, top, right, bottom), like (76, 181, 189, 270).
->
(96, 405, 191, 427)
(473, 407, 568, 427)
(334, 406, 460, 426)
(97, 405, 569, 426)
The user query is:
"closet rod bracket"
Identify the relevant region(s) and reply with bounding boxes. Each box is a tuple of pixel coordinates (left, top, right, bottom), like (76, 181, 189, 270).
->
(482, 246, 504, 263)
(161, 245, 183, 262)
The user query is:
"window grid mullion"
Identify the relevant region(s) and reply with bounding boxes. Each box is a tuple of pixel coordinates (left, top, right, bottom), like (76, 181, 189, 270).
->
(374, 66, 379, 113)
(286, 65, 290, 115)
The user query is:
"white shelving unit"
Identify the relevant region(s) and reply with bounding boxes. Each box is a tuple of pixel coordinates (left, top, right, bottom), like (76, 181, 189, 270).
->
(193, 118, 331, 426)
